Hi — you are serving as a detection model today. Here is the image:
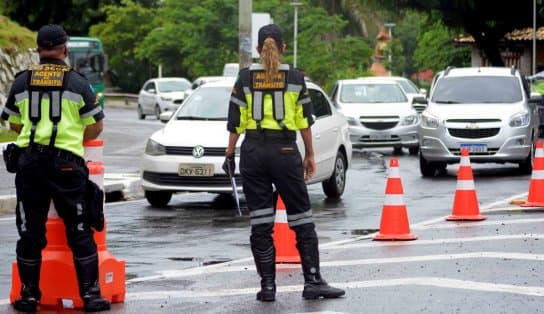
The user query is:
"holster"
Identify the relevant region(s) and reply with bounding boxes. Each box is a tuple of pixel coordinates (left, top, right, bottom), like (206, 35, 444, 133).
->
(3, 143, 23, 173)
(85, 179, 105, 231)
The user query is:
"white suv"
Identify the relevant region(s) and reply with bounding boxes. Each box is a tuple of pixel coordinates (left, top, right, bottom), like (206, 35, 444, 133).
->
(417, 66, 541, 176)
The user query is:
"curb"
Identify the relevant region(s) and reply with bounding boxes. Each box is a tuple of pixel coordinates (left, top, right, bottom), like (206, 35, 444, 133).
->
(0, 174, 142, 215)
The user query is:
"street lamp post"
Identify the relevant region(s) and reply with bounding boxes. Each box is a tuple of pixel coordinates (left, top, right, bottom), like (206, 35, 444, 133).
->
(533, 0, 537, 75)
(384, 23, 396, 76)
(290, 2, 302, 68)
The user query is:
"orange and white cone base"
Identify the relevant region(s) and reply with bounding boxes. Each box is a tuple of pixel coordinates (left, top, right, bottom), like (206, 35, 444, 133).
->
(522, 140, 544, 207)
(373, 158, 417, 241)
(273, 195, 301, 263)
(447, 148, 486, 221)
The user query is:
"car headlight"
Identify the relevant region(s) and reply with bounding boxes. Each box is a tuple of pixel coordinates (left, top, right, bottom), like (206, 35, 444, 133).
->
(509, 111, 530, 127)
(400, 114, 418, 126)
(145, 139, 166, 155)
(421, 111, 439, 129)
(160, 96, 172, 101)
(345, 116, 359, 126)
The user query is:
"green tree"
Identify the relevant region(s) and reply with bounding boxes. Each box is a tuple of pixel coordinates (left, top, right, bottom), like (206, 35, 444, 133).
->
(90, 0, 156, 92)
(413, 18, 471, 73)
(2, 0, 158, 35)
(379, 0, 544, 66)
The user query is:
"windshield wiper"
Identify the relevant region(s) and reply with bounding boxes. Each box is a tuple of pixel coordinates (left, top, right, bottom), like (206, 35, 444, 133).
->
(176, 116, 225, 121)
(434, 100, 460, 104)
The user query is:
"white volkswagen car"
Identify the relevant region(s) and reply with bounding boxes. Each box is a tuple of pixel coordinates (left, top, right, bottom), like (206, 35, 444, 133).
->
(140, 79, 352, 207)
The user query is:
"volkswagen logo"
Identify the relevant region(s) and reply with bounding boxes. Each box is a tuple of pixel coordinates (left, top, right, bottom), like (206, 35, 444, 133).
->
(192, 145, 205, 158)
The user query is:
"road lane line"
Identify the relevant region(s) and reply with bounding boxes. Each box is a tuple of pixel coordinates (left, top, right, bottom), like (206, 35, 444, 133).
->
(126, 251, 544, 281)
(415, 217, 544, 230)
(122, 276, 544, 301)
(327, 233, 544, 250)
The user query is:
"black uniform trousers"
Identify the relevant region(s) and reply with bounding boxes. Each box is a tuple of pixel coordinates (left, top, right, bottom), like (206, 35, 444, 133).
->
(14, 149, 96, 261)
(240, 131, 317, 251)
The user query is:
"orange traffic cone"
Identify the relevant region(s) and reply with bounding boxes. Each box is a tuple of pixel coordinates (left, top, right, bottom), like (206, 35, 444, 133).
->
(373, 158, 417, 241)
(521, 140, 544, 207)
(273, 195, 301, 263)
(446, 148, 486, 221)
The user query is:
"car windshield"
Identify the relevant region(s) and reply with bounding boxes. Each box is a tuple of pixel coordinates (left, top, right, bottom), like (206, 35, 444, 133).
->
(175, 86, 231, 120)
(157, 80, 191, 93)
(431, 76, 523, 103)
(396, 79, 420, 94)
(340, 83, 407, 103)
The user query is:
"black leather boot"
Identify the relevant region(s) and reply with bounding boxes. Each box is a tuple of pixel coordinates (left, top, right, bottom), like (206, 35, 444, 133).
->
(297, 238, 345, 299)
(251, 245, 276, 301)
(74, 254, 111, 312)
(13, 257, 42, 312)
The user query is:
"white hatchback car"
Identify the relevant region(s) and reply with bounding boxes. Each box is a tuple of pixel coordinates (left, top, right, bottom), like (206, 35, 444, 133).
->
(137, 77, 192, 119)
(140, 79, 352, 207)
(330, 78, 420, 154)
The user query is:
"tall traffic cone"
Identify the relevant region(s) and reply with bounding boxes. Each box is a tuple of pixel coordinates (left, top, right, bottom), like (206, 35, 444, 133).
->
(521, 140, 544, 207)
(446, 148, 486, 221)
(273, 195, 301, 263)
(373, 158, 417, 241)
(10, 141, 125, 310)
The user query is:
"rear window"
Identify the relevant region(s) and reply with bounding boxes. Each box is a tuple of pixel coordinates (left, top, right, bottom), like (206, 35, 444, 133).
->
(431, 76, 523, 104)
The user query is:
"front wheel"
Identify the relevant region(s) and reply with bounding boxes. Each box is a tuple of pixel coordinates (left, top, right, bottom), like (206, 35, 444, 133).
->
(408, 146, 419, 155)
(137, 104, 145, 120)
(154, 105, 161, 119)
(145, 190, 172, 208)
(519, 142, 535, 175)
(419, 153, 436, 177)
(322, 151, 347, 198)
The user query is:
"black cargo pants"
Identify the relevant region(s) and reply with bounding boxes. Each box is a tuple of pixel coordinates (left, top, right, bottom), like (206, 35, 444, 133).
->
(240, 132, 317, 251)
(14, 150, 97, 260)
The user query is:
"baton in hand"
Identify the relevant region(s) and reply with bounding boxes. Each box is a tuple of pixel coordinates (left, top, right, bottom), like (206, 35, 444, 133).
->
(224, 157, 242, 216)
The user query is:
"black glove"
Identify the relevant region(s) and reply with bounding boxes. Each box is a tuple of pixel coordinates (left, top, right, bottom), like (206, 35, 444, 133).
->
(222, 156, 235, 177)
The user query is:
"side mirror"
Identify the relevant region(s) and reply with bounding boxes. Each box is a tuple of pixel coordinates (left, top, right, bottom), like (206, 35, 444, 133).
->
(412, 96, 428, 105)
(419, 88, 427, 96)
(159, 111, 173, 123)
(529, 92, 543, 105)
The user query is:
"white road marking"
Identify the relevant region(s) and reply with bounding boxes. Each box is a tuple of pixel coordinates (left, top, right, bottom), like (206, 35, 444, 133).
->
(127, 250, 544, 281)
(415, 217, 544, 230)
(326, 233, 544, 250)
(122, 277, 544, 301)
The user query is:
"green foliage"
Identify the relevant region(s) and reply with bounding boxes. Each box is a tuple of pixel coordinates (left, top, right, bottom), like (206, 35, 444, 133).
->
(0, 15, 35, 49)
(413, 18, 470, 73)
(92, 0, 373, 93)
(90, 0, 156, 92)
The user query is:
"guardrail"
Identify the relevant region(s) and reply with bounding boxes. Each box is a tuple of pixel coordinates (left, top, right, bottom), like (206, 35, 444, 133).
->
(103, 92, 138, 106)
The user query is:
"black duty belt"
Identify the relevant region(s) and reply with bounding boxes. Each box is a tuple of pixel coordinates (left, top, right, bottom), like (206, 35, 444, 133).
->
(26, 143, 85, 166)
(245, 129, 296, 141)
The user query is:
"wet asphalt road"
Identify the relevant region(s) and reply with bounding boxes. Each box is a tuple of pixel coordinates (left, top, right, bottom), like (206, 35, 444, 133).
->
(0, 106, 543, 312)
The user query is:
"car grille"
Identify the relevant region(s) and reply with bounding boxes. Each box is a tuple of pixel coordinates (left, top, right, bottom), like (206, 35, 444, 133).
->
(449, 148, 499, 156)
(447, 128, 500, 139)
(359, 135, 401, 143)
(360, 116, 399, 130)
(165, 146, 225, 156)
(143, 171, 242, 187)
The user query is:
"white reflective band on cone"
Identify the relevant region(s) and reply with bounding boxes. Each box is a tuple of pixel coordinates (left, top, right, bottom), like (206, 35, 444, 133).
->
(388, 167, 400, 178)
(275, 209, 288, 223)
(460, 156, 471, 166)
(535, 149, 544, 158)
(456, 179, 475, 190)
(531, 170, 544, 179)
(383, 194, 404, 206)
